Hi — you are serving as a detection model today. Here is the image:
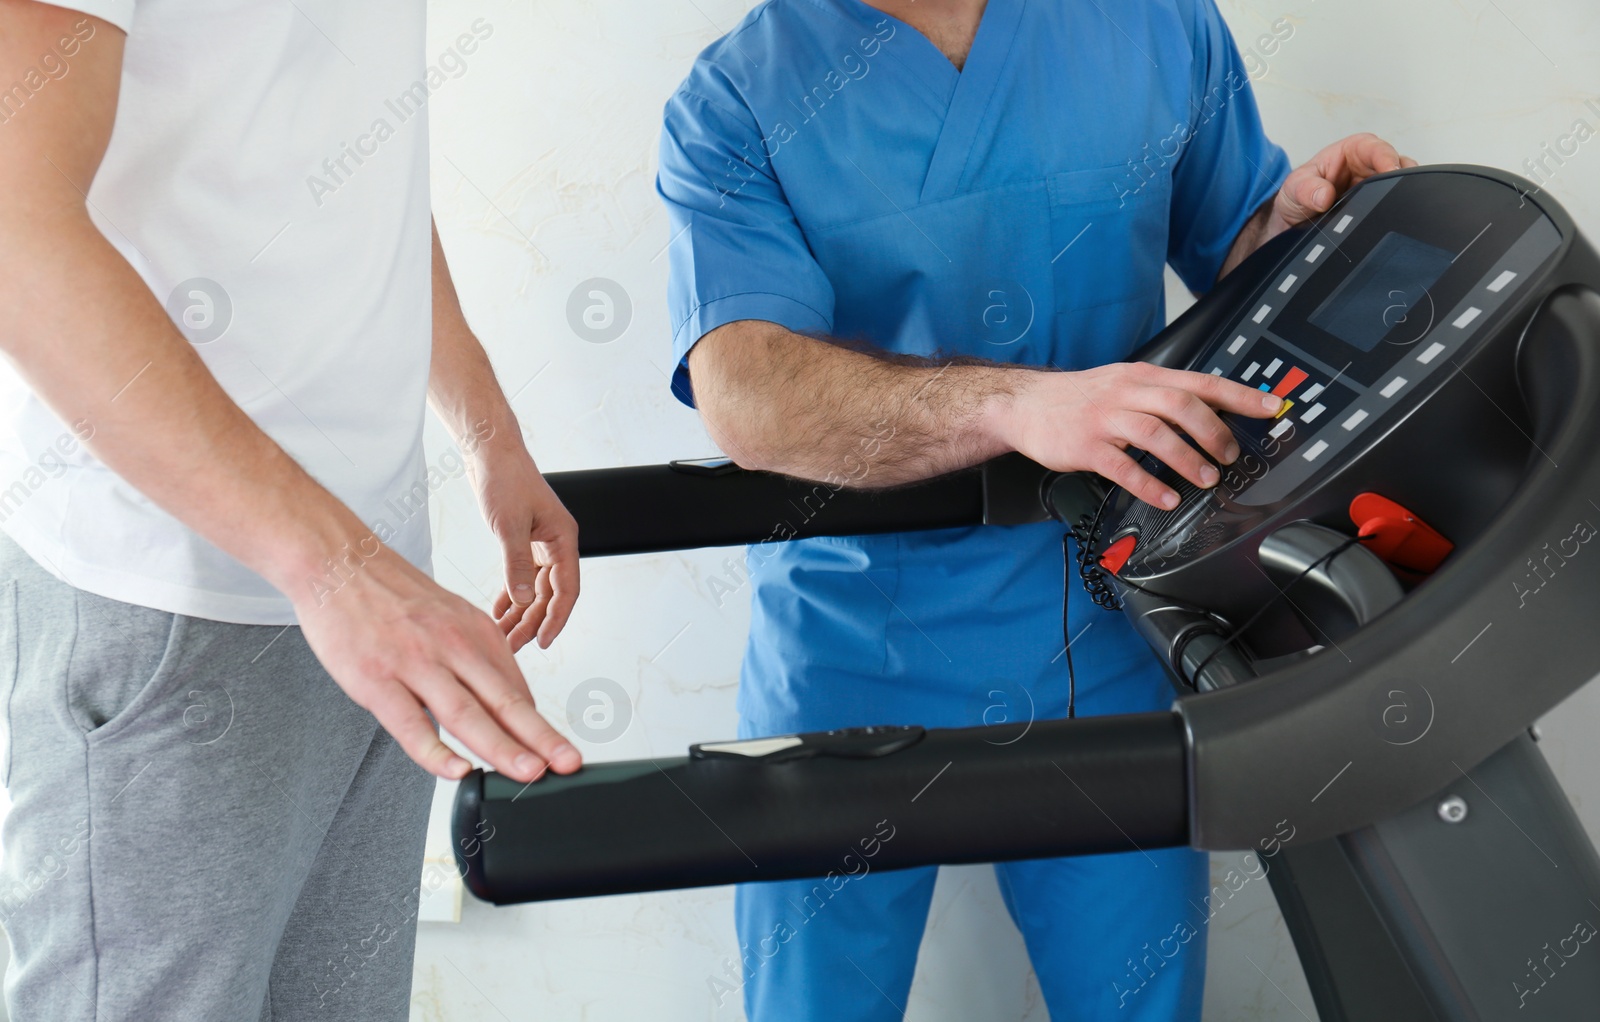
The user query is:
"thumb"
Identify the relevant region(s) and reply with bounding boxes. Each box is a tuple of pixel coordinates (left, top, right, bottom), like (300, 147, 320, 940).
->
(499, 525, 538, 607)
(1275, 169, 1336, 229)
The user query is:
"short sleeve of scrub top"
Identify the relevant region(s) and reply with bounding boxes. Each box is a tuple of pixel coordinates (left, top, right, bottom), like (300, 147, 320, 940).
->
(658, 88, 838, 407)
(1166, 0, 1294, 292)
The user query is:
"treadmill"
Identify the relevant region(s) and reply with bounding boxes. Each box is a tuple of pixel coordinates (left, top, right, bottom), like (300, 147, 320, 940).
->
(453, 165, 1600, 1021)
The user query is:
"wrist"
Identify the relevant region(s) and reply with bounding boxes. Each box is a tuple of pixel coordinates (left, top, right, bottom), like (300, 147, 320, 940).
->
(427, 388, 524, 473)
(427, 359, 522, 464)
(974, 366, 1037, 455)
(262, 503, 395, 610)
(453, 399, 514, 455)
(465, 404, 534, 474)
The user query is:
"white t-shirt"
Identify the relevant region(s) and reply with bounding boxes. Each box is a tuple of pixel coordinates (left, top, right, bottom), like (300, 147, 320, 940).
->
(0, 0, 453, 624)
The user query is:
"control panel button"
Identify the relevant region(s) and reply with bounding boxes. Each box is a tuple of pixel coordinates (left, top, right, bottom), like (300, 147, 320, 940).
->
(1211, 337, 1359, 467)
(1271, 367, 1309, 398)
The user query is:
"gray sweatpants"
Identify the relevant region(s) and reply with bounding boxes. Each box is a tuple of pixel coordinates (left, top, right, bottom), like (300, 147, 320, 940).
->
(0, 535, 436, 1021)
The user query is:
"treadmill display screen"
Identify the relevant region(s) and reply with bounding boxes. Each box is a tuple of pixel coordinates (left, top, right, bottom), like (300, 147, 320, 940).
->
(1307, 232, 1453, 352)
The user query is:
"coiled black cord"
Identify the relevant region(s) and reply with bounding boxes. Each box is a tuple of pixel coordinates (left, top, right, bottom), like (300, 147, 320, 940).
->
(1061, 487, 1124, 718)
(1065, 487, 1124, 612)
(1061, 487, 1376, 706)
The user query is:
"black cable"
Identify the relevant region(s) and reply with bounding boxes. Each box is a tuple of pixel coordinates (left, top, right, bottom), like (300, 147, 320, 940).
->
(1184, 533, 1370, 686)
(1101, 560, 1230, 624)
(1060, 487, 1136, 719)
(1059, 486, 1128, 720)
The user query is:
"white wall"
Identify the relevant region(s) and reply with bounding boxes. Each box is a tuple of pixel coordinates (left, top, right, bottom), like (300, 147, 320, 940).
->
(414, 1, 1600, 1019)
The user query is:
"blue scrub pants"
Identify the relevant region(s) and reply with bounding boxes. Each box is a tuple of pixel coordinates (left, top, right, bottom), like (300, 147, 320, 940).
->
(731, 531, 1211, 1020)
(732, 680, 1210, 1022)
(735, 847, 1207, 1021)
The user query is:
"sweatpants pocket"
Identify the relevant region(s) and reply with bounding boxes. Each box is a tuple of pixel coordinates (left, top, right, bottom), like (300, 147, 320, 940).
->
(66, 590, 181, 742)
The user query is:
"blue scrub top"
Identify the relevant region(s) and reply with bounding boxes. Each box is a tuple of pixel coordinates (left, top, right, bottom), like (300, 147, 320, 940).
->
(659, 0, 1291, 735)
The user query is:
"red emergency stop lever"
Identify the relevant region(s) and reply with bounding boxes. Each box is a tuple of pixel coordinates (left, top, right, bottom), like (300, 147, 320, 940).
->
(1348, 493, 1454, 574)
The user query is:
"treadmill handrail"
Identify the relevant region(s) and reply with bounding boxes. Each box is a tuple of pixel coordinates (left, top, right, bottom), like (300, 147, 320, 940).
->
(548, 453, 1057, 557)
(548, 463, 986, 557)
(455, 711, 1190, 904)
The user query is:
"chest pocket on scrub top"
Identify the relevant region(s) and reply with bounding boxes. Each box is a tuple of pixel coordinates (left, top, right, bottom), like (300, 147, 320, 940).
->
(1046, 165, 1171, 318)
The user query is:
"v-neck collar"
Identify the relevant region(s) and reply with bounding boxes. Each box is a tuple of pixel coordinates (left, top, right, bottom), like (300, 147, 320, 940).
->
(828, 0, 960, 103)
(830, 0, 1026, 202)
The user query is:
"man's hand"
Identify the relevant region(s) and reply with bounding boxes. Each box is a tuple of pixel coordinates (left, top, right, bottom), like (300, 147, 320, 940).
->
(474, 447, 580, 654)
(293, 545, 581, 783)
(692, 322, 1285, 511)
(1222, 133, 1417, 277)
(1271, 133, 1418, 232)
(987, 363, 1287, 510)
(426, 220, 581, 656)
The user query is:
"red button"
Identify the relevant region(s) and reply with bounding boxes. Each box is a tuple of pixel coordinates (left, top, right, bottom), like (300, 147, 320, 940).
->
(1100, 534, 1139, 575)
(1272, 366, 1309, 398)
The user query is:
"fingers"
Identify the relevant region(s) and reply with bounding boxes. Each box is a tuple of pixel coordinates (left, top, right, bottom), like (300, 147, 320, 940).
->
(498, 606, 536, 655)
(1089, 367, 1286, 504)
(535, 549, 579, 649)
(1278, 162, 1339, 224)
(410, 658, 563, 784)
(1115, 412, 1217, 492)
(300, 545, 581, 788)
(493, 560, 561, 652)
(1204, 378, 1287, 420)
(1145, 366, 1285, 420)
(498, 523, 538, 609)
(503, 573, 547, 653)
(1339, 132, 1405, 179)
(1279, 134, 1411, 227)
(361, 678, 474, 780)
(412, 670, 547, 783)
(494, 496, 578, 649)
(1125, 386, 1236, 465)
(1093, 446, 1181, 511)
(491, 693, 583, 779)
(442, 628, 583, 778)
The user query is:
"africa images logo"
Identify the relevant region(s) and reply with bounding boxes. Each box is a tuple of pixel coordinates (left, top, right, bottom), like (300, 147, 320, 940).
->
(305, 20, 495, 208)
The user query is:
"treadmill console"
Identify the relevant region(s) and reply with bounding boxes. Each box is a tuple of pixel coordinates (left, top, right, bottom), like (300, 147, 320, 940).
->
(1108, 170, 1563, 579)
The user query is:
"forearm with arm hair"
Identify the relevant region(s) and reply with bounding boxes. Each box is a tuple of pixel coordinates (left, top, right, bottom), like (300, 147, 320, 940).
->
(688, 320, 1031, 488)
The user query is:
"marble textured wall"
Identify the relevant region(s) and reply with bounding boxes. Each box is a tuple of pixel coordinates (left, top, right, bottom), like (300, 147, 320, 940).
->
(414, 1, 1600, 1019)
